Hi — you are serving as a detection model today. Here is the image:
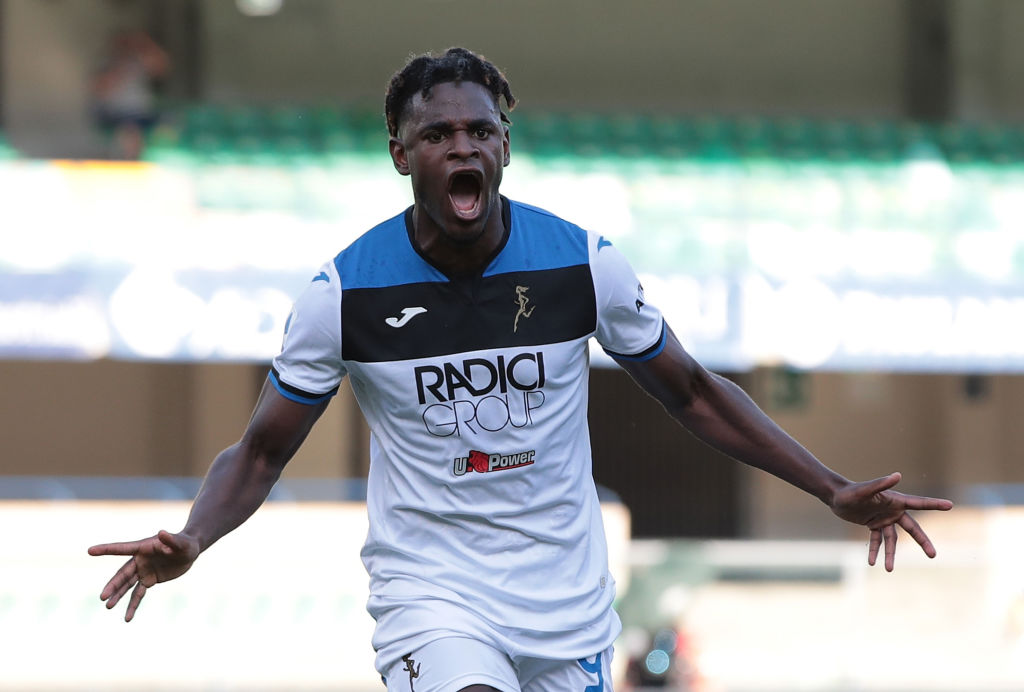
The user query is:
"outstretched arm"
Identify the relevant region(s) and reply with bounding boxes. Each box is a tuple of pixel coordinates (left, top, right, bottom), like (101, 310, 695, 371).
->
(88, 377, 329, 620)
(615, 324, 953, 570)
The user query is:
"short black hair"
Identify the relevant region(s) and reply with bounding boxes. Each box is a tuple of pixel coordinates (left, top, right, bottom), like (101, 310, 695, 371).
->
(384, 47, 516, 137)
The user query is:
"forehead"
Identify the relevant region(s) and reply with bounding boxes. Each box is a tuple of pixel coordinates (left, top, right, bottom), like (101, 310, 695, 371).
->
(403, 81, 501, 129)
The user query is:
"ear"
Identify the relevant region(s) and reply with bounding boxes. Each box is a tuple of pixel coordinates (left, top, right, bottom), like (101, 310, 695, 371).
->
(389, 136, 410, 176)
(502, 125, 511, 167)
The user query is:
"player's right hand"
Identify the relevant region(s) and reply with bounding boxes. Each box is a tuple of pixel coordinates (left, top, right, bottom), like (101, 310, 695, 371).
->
(88, 530, 200, 621)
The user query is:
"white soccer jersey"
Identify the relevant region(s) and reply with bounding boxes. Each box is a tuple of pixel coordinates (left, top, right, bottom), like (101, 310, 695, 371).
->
(271, 198, 665, 674)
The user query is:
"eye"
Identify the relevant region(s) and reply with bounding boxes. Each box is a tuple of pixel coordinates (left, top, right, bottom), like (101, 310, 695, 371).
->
(474, 127, 491, 139)
(426, 131, 445, 143)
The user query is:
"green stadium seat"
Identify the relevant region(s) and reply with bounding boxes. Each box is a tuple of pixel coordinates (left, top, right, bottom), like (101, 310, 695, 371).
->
(857, 120, 903, 161)
(898, 122, 936, 149)
(692, 115, 731, 140)
(689, 116, 737, 161)
(182, 104, 226, 138)
(512, 112, 569, 156)
(235, 134, 279, 166)
(142, 145, 195, 167)
(1004, 127, 1024, 162)
(937, 122, 987, 163)
(322, 129, 359, 155)
(976, 124, 1019, 163)
(187, 131, 238, 163)
(647, 115, 692, 150)
(560, 114, 606, 156)
(772, 117, 820, 160)
(267, 105, 314, 140)
(269, 135, 321, 167)
(513, 112, 560, 142)
(604, 114, 651, 157)
(141, 102, 1024, 226)
(732, 116, 773, 159)
(222, 106, 268, 139)
(817, 120, 860, 161)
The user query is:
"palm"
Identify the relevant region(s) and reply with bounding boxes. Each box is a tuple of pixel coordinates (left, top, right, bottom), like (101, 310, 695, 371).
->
(829, 472, 953, 572)
(136, 538, 196, 583)
(831, 479, 905, 527)
(89, 530, 200, 621)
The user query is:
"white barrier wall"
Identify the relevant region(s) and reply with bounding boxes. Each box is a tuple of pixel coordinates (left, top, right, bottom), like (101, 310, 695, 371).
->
(2, 499, 1022, 690)
(0, 500, 631, 691)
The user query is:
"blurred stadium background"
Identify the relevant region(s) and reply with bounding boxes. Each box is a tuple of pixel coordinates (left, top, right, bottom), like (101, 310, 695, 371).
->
(3, 0, 1024, 689)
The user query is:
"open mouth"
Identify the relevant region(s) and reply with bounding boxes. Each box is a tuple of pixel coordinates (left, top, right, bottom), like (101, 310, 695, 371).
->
(448, 172, 482, 218)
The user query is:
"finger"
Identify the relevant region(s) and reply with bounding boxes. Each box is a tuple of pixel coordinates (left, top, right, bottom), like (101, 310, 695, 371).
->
(898, 495, 954, 512)
(884, 524, 897, 572)
(103, 558, 139, 608)
(899, 513, 937, 559)
(105, 575, 136, 610)
(867, 528, 882, 566)
(99, 557, 138, 601)
(124, 582, 147, 622)
(105, 571, 141, 610)
(88, 540, 146, 557)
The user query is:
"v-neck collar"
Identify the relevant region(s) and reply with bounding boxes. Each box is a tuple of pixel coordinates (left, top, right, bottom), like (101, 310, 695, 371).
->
(403, 196, 512, 280)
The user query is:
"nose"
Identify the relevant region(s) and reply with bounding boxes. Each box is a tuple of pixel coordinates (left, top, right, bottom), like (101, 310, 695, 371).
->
(447, 129, 479, 160)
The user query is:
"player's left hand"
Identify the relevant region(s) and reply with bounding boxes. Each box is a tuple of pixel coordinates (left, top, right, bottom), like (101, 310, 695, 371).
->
(828, 472, 953, 572)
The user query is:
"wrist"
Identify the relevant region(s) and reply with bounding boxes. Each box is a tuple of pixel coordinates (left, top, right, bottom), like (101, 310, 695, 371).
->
(179, 527, 210, 554)
(819, 473, 851, 507)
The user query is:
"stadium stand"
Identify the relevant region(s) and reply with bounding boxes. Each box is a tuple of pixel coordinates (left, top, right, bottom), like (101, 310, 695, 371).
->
(131, 104, 1024, 224)
(144, 104, 1024, 165)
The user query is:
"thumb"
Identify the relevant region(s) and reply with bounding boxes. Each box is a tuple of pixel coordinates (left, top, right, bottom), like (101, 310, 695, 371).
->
(156, 530, 190, 553)
(855, 472, 902, 497)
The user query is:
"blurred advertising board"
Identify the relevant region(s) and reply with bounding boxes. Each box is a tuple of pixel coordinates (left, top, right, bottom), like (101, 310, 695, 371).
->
(2, 156, 1024, 370)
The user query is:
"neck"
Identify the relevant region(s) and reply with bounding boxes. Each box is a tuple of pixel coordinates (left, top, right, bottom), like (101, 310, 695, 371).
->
(412, 200, 506, 277)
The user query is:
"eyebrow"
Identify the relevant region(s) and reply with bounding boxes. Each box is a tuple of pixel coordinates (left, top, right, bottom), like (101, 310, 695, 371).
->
(420, 118, 498, 134)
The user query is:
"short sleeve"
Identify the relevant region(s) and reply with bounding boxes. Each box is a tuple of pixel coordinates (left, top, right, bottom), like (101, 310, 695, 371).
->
(590, 234, 666, 361)
(270, 261, 346, 404)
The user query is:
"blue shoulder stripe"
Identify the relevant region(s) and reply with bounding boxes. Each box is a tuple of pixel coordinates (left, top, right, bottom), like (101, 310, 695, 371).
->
(484, 201, 590, 276)
(334, 211, 447, 289)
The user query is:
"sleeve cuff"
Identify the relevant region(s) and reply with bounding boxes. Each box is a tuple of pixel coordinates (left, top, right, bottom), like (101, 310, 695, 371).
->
(269, 367, 339, 405)
(602, 320, 667, 362)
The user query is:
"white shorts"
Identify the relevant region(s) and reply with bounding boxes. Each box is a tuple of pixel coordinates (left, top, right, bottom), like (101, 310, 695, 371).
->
(381, 636, 613, 692)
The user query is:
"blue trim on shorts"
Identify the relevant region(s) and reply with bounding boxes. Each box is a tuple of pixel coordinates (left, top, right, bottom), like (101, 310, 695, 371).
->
(578, 651, 604, 691)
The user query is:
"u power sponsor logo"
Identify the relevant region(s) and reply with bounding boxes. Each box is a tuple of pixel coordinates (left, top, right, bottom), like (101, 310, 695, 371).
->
(454, 449, 536, 476)
(415, 351, 546, 437)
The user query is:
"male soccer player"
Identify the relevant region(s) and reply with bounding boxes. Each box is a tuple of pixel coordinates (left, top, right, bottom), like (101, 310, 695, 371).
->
(90, 48, 954, 692)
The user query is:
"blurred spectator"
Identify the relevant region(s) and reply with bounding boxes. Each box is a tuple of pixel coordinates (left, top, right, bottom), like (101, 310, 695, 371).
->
(92, 29, 170, 160)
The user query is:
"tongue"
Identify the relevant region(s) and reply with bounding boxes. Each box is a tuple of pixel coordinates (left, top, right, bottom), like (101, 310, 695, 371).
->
(450, 176, 480, 213)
